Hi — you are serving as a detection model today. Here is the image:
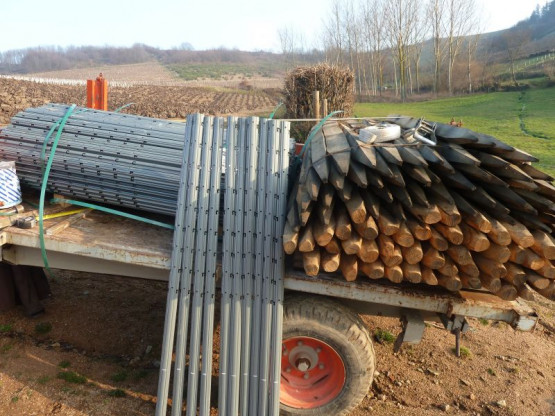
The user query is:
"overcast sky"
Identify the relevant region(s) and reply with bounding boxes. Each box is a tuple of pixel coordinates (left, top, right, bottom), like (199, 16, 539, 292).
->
(0, 0, 548, 53)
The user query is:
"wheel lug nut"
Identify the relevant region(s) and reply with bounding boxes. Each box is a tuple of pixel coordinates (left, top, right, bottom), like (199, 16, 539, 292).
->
(319, 363, 324, 369)
(316, 347, 321, 353)
(297, 341, 303, 346)
(286, 367, 292, 373)
(303, 373, 309, 379)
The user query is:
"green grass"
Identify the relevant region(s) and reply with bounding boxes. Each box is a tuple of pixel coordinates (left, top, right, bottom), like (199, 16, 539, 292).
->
(37, 375, 51, 385)
(0, 344, 13, 354)
(34, 322, 52, 335)
(0, 324, 13, 333)
(110, 371, 128, 383)
(354, 87, 555, 177)
(453, 346, 472, 358)
(58, 360, 71, 369)
(57, 371, 87, 384)
(478, 318, 489, 326)
(487, 368, 497, 376)
(374, 328, 396, 344)
(107, 388, 127, 398)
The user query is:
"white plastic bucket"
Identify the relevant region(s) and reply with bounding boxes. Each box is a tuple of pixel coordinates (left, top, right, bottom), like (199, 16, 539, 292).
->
(0, 161, 22, 209)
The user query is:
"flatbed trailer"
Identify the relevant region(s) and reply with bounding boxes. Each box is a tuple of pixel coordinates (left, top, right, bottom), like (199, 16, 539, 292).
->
(0, 202, 538, 415)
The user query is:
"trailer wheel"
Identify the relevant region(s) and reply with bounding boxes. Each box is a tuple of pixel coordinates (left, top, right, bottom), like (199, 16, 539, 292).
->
(280, 295, 375, 416)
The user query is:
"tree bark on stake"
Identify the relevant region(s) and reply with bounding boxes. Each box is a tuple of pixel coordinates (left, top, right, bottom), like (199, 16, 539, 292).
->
(324, 237, 342, 254)
(283, 220, 299, 254)
(340, 253, 358, 281)
(531, 230, 555, 260)
(402, 262, 422, 283)
(357, 238, 380, 263)
(421, 267, 439, 285)
(446, 245, 474, 265)
(321, 251, 341, 273)
(504, 263, 527, 286)
(421, 245, 446, 269)
(385, 265, 404, 283)
(298, 223, 316, 252)
(303, 250, 320, 276)
(509, 245, 545, 270)
(359, 259, 385, 280)
(335, 205, 352, 240)
(401, 241, 424, 264)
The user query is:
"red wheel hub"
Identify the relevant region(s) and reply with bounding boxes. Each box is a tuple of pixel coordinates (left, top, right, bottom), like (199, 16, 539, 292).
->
(280, 336, 346, 409)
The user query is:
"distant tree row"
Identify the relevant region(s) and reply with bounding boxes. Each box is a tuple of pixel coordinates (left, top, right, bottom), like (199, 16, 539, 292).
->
(281, 0, 555, 99)
(0, 44, 282, 75)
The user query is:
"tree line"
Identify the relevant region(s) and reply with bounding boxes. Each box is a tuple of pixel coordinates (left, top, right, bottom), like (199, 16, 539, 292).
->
(281, 0, 555, 99)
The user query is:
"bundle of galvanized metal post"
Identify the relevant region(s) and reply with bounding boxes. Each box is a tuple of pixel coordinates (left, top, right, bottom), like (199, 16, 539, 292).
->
(155, 114, 290, 416)
(218, 116, 290, 416)
(284, 118, 555, 301)
(0, 104, 187, 215)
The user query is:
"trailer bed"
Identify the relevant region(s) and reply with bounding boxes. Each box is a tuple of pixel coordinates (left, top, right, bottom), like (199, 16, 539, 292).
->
(0, 202, 537, 331)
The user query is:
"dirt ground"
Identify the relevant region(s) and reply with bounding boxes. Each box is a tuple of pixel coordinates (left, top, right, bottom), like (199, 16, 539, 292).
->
(0, 271, 553, 416)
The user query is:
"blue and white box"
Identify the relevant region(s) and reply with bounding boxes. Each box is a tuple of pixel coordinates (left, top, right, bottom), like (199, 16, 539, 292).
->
(0, 161, 22, 209)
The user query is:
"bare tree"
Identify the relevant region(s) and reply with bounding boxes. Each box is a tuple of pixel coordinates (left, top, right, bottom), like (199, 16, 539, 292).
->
(385, 0, 420, 101)
(502, 29, 532, 87)
(428, 0, 446, 95)
(465, 33, 480, 93)
(360, 0, 387, 96)
(445, 0, 478, 95)
(321, 0, 347, 65)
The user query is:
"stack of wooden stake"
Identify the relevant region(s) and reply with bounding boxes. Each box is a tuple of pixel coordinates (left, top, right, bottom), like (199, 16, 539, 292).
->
(283, 117, 555, 301)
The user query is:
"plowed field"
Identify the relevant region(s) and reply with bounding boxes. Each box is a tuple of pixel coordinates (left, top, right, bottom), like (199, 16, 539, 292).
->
(0, 77, 281, 124)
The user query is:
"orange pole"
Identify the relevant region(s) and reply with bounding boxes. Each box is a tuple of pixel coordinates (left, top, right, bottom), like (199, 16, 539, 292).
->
(86, 73, 108, 110)
(86, 79, 95, 108)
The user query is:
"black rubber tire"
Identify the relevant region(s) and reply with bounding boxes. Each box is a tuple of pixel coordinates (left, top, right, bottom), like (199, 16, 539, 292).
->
(280, 294, 375, 416)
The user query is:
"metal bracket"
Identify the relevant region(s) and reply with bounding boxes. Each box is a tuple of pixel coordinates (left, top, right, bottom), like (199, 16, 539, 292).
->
(394, 310, 426, 352)
(438, 314, 469, 357)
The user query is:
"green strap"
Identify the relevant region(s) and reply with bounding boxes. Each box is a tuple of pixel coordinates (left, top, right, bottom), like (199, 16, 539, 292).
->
(50, 198, 175, 230)
(40, 108, 87, 172)
(114, 103, 135, 113)
(269, 102, 283, 119)
(298, 110, 344, 158)
(39, 104, 77, 276)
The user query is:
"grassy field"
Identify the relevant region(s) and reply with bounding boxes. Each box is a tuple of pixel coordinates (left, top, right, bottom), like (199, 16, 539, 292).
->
(168, 62, 282, 81)
(354, 87, 555, 177)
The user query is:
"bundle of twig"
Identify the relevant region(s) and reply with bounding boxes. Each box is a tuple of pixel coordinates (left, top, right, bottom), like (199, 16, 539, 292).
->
(283, 64, 355, 121)
(283, 117, 555, 302)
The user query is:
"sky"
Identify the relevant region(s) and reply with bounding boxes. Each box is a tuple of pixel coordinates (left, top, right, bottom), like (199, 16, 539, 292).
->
(0, 0, 548, 53)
